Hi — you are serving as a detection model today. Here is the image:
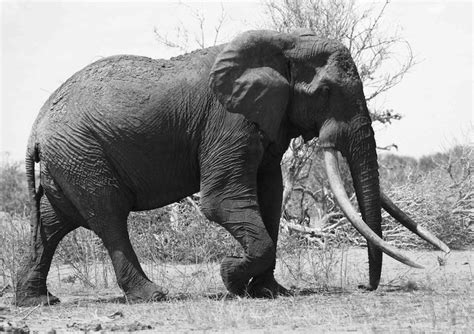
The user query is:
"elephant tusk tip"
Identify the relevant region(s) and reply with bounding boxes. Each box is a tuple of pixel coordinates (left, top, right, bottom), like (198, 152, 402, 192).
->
(405, 262, 424, 270)
(404, 259, 424, 269)
(442, 246, 451, 254)
(413, 263, 425, 270)
(415, 225, 451, 254)
(381, 193, 451, 255)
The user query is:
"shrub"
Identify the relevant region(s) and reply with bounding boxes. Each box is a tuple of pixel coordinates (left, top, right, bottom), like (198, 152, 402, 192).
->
(128, 198, 240, 264)
(279, 144, 473, 250)
(0, 159, 28, 215)
(381, 145, 473, 250)
(0, 212, 29, 288)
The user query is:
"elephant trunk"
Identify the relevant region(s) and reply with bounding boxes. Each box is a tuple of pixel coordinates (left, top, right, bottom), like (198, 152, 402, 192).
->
(323, 115, 424, 289)
(345, 116, 383, 289)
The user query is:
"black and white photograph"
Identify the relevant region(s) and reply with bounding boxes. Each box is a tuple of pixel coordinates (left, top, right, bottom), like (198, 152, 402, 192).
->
(0, 0, 472, 332)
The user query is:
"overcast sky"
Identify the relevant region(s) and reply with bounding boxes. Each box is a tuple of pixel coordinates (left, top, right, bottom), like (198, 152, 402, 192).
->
(1, 0, 472, 161)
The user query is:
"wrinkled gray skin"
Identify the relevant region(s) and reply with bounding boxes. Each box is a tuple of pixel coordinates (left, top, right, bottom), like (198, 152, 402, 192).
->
(17, 30, 382, 306)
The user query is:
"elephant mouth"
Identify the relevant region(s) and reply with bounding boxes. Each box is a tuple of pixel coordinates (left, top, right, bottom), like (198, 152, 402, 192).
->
(301, 130, 318, 142)
(323, 148, 450, 267)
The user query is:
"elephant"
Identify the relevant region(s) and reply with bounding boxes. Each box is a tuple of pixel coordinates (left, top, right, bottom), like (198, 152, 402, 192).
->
(16, 29, 449, 306)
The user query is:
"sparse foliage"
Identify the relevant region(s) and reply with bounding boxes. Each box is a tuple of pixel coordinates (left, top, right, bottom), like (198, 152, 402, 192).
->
(265, 0, 414, 114)
(154, 3, 227, 52)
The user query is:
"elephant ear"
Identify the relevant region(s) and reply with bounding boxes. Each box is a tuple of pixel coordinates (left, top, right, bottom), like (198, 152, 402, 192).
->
(209, 30, 293, 141)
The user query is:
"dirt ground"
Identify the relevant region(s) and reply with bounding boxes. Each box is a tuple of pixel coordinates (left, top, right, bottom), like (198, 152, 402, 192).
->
(1, 248, 472, 333)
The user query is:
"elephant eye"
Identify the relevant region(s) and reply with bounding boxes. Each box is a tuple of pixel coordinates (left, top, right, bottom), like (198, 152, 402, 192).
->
(315, 85, 330, 112)
(320, 86, 329, 95)
(294, 63, 316, 84)
(318, 86, 330, 100)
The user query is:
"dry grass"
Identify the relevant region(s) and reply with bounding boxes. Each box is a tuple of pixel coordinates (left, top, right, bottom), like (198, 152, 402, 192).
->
(1, 248, 472, 333)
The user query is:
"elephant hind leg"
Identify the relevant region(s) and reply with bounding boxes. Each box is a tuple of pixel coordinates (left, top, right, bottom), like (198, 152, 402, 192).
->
(43, 156, 166, 303)
(16, 196, 77, 307)
(89, 213, 168, 302)
(77, 187, 167, 303)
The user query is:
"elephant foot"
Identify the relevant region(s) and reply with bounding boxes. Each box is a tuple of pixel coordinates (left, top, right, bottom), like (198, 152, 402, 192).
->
(220, 256, 250, 296)
(125, 281, 168, 303)
(357, 284, 377, 291)
(247, 276, 291, 298)
(220, 257, 289, 298)
(16, 270, 60, 307)
(16, 290, 60, 307)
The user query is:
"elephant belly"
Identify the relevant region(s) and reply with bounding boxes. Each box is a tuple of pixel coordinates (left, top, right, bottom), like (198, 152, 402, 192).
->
(106, 140, 201, 212)
(132, 170, 200, 211)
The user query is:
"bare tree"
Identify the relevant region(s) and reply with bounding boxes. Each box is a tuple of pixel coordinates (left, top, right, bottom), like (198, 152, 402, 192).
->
(265, 0, 416, 232)
(266, 0, 414, 117)
(154, 3, 227, 52)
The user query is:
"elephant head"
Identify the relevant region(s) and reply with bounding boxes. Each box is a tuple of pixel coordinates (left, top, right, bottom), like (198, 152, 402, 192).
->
(210, 30, 449, 290)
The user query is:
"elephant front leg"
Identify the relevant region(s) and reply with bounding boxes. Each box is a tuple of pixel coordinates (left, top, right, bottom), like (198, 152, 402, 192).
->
(246, 162, 290, 298)
(201, 197, 276, 296)
(199, 126, 283, 296)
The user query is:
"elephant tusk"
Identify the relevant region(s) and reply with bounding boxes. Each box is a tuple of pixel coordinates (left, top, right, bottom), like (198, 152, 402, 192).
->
(323, 149, 424, 269)
(380, 191, 451, 254)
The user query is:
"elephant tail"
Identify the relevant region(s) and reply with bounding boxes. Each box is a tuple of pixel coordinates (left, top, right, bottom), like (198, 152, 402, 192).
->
(25, 137, 43, 258)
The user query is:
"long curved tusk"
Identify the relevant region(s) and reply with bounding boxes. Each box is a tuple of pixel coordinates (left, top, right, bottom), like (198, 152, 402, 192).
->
(380, 192, 451, 253)
(323, 149, 424, 269)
